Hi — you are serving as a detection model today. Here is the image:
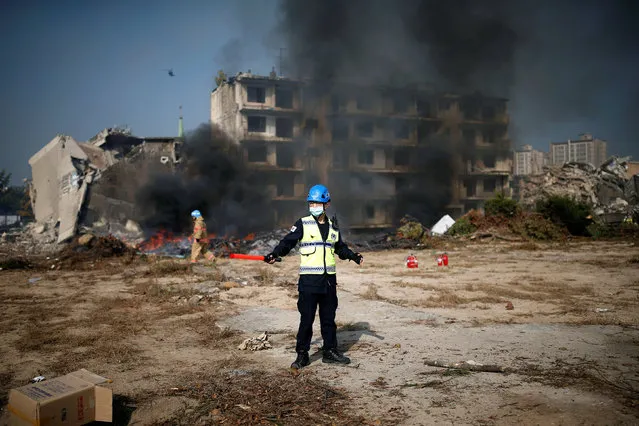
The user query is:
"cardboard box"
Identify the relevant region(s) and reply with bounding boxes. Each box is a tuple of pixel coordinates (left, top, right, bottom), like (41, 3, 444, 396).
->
(7, 369, 112, 425)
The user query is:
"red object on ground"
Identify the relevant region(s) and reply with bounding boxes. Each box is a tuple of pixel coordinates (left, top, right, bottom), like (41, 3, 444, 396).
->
(229, 253, 265, 261)
(437, 256, 443, 267)
(442, 253, 449, 266)
(406, 254, 418, 268)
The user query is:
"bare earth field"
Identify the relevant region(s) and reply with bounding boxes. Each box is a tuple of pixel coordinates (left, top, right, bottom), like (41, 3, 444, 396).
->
(1, 240, 638, 425)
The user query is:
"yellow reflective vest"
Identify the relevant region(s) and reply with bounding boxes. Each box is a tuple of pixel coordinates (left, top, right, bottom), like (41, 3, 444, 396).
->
(299, 215, 339, 275)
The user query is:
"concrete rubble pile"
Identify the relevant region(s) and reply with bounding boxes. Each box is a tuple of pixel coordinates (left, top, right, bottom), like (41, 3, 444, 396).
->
(519, 156, 639, 223)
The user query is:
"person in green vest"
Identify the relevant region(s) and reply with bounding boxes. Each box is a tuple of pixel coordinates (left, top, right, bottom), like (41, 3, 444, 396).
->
(264, 184, 364, 369)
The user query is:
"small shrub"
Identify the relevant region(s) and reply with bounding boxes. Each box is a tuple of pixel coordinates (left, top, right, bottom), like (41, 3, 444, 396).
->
(484, 193, 521, 218)
(587, 221, 639, 240)
(397, 216, 427, 240)
(447, 217, 477, 236)
(536, 195, 592, 236)
(509, 213, 565, 240)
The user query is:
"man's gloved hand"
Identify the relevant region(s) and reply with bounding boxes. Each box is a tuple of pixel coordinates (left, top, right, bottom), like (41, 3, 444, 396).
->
(264, 253, 277, 264)
(352, 252, 363, 265)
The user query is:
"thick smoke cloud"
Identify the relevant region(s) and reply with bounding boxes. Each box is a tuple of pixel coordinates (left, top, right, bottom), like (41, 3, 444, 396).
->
(276, 0, 639, 225)
(135, 124, 273, 236)
(279, 0, 519, 92)
(278, 0, 522, 224)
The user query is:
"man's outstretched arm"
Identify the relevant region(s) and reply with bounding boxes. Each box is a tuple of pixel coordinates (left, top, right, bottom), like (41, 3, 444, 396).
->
(264, 219, 304, 263)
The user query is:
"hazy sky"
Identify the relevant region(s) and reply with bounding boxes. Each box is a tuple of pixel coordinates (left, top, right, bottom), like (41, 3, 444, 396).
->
(1, 0, 637, 185)
(0, 0, 280, 184)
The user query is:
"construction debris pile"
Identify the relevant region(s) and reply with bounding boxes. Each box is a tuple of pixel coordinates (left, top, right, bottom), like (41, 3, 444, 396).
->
(518, 156, 639, 223)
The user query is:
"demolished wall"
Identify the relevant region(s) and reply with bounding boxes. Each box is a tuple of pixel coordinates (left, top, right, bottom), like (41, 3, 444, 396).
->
(28, 129, 180, 244)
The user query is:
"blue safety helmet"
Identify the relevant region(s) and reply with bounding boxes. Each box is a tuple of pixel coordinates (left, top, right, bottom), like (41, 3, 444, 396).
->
(307, 184, 331, 203)
(191, 210, 202, 218)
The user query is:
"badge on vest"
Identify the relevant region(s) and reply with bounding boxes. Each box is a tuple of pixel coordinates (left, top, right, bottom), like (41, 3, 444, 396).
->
(330, 232, 337, 240)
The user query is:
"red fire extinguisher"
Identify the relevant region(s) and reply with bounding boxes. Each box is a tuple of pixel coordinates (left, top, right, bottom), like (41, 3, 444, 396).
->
(436, 255, 443, 267)
(406, 254, 418, 268)
(442, 253, 449, 266)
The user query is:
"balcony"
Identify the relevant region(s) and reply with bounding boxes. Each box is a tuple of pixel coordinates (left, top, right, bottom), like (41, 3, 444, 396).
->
(240, 104, 302, 115)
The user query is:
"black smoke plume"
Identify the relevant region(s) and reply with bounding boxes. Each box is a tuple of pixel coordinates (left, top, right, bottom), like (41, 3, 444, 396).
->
(136, 124, 274, 236)
(280, 0, 518, 93)
(278, 0, 639, 226)
(278, 0, 521, 225)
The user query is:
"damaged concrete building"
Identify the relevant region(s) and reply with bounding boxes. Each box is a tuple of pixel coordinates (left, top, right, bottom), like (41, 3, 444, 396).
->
(28, 127, 182, 242)
(210, 72, 512, 229)
(550, 133, 607, 168)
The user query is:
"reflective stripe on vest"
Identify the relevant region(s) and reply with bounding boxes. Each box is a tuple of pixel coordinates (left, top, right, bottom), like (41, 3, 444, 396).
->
(299, 215, 339, 275)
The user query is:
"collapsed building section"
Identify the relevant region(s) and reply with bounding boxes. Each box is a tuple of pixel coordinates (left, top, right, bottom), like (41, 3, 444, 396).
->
(210, 72, 512, 230)
(28, 128, 181, 243)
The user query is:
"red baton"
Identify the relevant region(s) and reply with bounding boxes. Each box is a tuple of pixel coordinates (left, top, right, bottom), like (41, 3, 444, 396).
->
(229, 253, 281, 262)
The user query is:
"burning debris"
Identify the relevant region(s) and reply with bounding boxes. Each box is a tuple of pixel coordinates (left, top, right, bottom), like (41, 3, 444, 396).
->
(518, 156, 638, 224)
(136, 228, 290, 259)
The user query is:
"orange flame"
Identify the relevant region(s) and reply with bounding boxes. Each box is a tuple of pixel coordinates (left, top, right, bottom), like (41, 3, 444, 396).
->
(139, 230, 185, 252)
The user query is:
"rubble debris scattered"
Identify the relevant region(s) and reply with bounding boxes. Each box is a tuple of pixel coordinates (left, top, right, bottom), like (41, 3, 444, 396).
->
(170, 369, 366, 425)
(238, 332, 273, 351)
(56, 234, 136, 267)
(519, 156, 638, 223)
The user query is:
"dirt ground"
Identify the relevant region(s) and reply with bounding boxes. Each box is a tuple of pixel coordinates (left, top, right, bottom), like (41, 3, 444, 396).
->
(1, 239, 638, 425)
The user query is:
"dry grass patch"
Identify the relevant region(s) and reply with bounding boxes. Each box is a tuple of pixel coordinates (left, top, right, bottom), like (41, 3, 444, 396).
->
(158, 369, 371, 425)
(514, 242, 541, 251)
(361, 284, 382, 301)
(392, 280, 440, 291)
(146, 260, 191, 276)
(472, 278, 594, 304)
(468, 295, 506, 304)
(87, 297, 150, 335)
(411, 289, 469, 308)
(407, 318, 439, 326)
(195, 267, 228, 282)
(254, 267, 275, 286)
(14, 320, 68, 352)
(178, 313, 240, 347)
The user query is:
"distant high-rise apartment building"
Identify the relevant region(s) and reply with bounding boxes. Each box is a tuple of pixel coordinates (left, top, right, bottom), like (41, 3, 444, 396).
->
(514, 144, 545, 176)
(550, 133, 607, 167)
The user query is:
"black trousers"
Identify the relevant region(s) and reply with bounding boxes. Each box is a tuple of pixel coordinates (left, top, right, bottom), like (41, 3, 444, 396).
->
(295, 285, 338, 353)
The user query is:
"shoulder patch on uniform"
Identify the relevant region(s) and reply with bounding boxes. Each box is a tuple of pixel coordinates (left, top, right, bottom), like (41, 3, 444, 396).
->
(290, 225, 297, 232)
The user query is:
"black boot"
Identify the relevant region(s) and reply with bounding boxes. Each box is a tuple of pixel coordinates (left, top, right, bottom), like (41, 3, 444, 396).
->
(322, 348, 351, 365)
(291, 351, 310, 369)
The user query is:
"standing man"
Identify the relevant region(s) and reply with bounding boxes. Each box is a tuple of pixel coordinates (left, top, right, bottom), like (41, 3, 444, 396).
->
(264, 184, 364, 369)
(190, 210, 215, 263)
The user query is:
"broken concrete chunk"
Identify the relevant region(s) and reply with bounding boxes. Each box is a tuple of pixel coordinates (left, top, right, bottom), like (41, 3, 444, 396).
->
(78, 233, 95, 246)
(125, 219, 142, 234)
(188, 295, 204, 306)
(33, 224, 46, 234)
(238, 332, 272, 351)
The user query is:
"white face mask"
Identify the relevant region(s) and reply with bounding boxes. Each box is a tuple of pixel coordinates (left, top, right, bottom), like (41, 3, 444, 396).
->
(309, 206, 324, 217)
